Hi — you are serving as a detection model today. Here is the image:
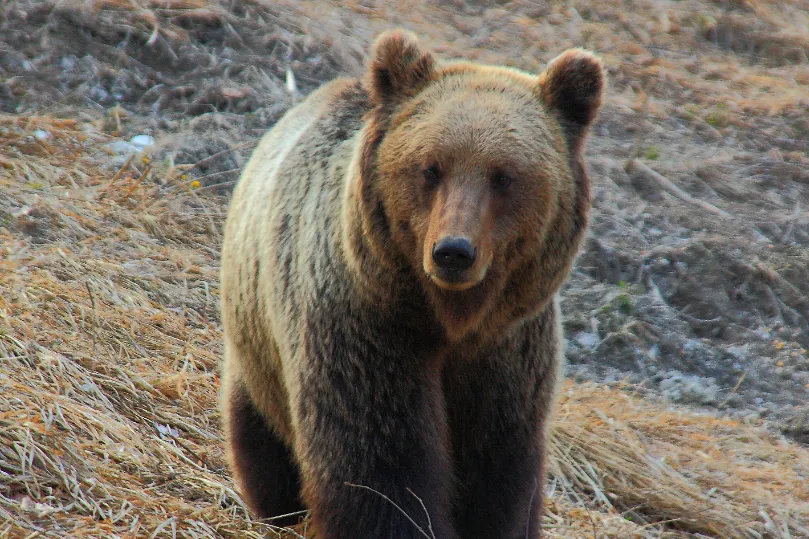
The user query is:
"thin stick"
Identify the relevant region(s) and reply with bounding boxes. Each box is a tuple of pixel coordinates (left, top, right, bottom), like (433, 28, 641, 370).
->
(345, 483, 432, 539)
(626, 159, 731, 218)
(86, 281, 98, 353)
(98, 154, 135, 200)
(781, 199, 801, 244)
(407, 488, 436, 539)
(524, 478, 538, 539)
(120, 163, 153, 200)
(587, 505, 599, 539)
(181, 140, 254, 174)
(169, 435, 214, 471)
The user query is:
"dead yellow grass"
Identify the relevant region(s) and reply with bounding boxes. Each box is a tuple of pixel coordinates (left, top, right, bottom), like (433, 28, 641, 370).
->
(0, 115, 268, 538)
(552, 383, 809, 537)
(1, 110, 807, 538)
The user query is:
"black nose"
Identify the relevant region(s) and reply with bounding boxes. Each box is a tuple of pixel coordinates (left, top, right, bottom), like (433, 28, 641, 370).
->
(432, 236, 476, 272)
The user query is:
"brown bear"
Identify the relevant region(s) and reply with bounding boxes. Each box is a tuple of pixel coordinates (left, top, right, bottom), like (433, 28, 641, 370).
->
(219, 29, 604, 539)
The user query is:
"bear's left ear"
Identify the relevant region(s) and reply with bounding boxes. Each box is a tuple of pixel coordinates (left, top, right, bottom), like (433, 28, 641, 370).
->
(367, 30, 437, 107)
(537, 49, 605, 149)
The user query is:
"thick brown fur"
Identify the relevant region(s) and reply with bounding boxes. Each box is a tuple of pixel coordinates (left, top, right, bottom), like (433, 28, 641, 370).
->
(220, 29, 605, 538)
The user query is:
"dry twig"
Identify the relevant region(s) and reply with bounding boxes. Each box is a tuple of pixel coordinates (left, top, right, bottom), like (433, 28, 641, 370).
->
(626, 159, 731, 218)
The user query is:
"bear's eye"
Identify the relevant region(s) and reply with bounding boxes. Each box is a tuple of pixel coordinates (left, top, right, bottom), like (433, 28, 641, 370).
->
(492, 172, 513, 192)
(422, 165, 440, 187)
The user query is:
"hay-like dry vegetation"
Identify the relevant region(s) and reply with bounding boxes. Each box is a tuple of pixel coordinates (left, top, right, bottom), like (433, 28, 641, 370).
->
(2, 0, 809, 537)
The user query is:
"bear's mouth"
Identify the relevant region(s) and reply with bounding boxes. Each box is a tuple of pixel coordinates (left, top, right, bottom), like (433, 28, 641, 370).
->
(425, 267, 487, 292)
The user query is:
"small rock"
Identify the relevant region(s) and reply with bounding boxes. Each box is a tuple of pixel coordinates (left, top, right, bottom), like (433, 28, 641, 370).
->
(574, 332, 599, 349)
(20, 496, 59, 517)
(660, 371, 719, 405)
(129, 134, 155, 151)
(727, 345, 748, 360)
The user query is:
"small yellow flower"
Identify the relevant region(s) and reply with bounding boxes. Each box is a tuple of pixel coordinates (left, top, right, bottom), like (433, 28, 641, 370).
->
(191, 180, 201, 189)
(181, 174, 188, 180)
(142, 156, 149, 164)
(775, 341, 785, 350)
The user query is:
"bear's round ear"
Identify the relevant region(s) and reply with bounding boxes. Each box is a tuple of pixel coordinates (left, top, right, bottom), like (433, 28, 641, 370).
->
(537, 49, 605, 148)
(367, 30, 437, 107)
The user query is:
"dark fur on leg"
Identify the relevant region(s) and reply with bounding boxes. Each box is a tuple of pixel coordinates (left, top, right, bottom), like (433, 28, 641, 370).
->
(444, 369, 544, 539)
(297, 307, 457, 539)
(227, 384, 305, 526)
(444, 305, 560, 538)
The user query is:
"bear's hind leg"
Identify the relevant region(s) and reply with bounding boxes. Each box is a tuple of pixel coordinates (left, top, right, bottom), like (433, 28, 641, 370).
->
(225, 381, 305, 526)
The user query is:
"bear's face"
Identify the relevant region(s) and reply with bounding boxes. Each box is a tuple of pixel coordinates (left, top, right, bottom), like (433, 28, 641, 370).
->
(360, 31, 604, 338)
(377, 71, 569, 292)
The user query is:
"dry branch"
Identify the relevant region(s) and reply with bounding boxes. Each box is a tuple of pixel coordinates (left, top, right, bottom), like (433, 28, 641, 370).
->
(627, 159, 731, 218)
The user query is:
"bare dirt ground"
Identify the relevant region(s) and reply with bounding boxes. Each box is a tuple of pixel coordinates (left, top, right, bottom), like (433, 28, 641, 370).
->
(2, 0, 809, 537)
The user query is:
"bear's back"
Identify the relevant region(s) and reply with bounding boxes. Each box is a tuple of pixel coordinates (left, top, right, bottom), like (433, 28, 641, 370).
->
(221, 79, 370, 360)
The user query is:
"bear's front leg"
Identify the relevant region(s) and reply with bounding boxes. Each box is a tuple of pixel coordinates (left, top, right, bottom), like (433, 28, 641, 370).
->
(294, 314, 456, 539)
(444, 305, 562, 539)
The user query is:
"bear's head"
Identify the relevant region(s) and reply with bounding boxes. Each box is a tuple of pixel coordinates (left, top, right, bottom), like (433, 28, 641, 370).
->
(356, 30, 605, 340)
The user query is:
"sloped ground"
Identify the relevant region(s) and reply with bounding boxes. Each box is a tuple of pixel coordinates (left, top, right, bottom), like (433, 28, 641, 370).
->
(1, 0, 808, 537)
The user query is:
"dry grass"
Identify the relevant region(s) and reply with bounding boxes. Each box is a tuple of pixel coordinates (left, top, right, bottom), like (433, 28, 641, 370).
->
(551, 382, 809, 538)
(1, 115, 808, 538)
(0, 115, 269, 538)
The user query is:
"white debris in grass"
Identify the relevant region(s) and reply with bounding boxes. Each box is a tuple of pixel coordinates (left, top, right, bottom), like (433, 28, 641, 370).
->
(155, 423, 180, 439)
(104, 134, 156, 165)
(285, 68, 297, 94)
(129, 134, 155, 151)
(574, 331, 599, 350)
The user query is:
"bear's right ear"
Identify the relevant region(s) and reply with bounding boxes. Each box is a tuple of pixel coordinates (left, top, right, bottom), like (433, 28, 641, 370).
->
(367, 30, 437, 107)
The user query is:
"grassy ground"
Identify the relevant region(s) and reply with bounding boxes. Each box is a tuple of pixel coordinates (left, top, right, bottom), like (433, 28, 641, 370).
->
(1, 0, 809, 537)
